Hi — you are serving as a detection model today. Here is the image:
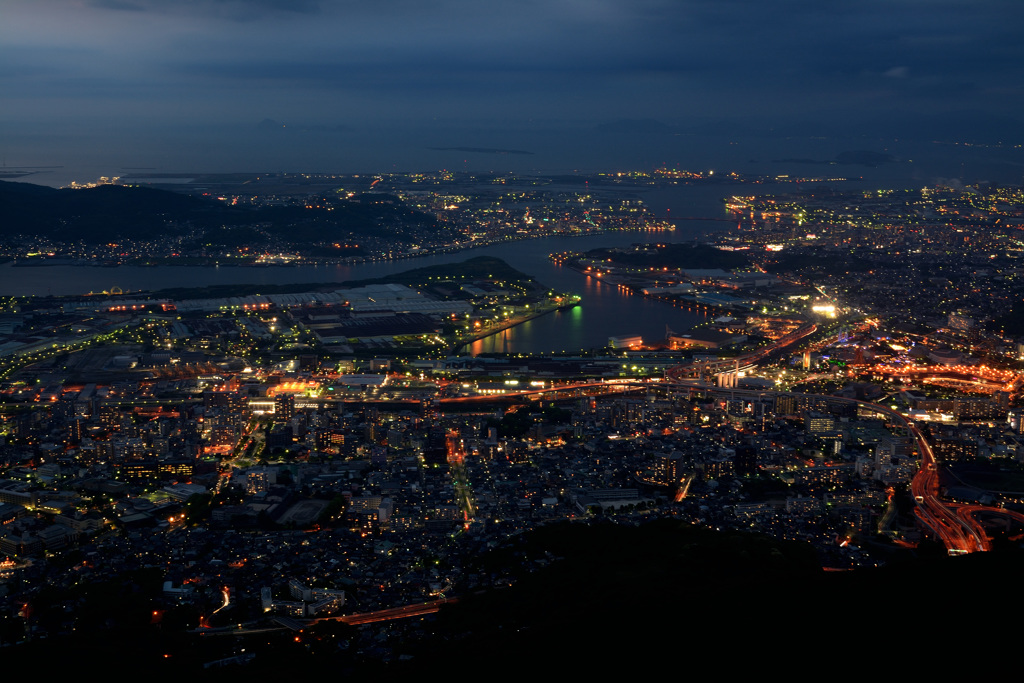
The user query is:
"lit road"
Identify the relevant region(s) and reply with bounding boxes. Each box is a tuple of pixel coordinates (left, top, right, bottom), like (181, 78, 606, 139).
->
(312, 599, 455, 626)
(211, 586, 231, 615)
(214, 418, 265, 493)
(447, 431, 476, 521)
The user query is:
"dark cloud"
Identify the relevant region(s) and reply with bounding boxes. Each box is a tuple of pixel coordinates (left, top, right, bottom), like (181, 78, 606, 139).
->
(87, 0, 323, 16)
(2, 0, 1022, 177)
(88, 0, 148, 11)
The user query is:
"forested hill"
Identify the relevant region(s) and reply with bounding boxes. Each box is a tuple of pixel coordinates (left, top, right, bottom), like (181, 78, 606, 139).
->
(0, 180, 452, 245)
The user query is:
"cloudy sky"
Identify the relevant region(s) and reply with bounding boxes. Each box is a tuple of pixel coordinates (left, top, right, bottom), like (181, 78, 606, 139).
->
(2, 0, 1023, 181)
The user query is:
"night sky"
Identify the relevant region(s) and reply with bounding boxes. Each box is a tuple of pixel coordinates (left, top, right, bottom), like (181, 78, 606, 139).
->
(3, 0, 1023, 183)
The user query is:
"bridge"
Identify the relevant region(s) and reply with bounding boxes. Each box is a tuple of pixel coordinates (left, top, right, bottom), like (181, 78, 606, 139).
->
(665, 322, 818, 380)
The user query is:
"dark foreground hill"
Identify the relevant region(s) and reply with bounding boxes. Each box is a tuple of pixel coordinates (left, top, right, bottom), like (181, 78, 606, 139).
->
(10, 520, 1024, 679)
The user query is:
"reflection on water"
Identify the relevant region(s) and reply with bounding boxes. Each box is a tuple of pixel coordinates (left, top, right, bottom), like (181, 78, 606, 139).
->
(468, 306, 590, 355)
(467, 277, 709, 355)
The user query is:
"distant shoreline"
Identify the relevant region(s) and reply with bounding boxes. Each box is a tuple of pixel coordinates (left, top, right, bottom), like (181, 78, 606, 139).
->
(5, 226, 686, 273)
